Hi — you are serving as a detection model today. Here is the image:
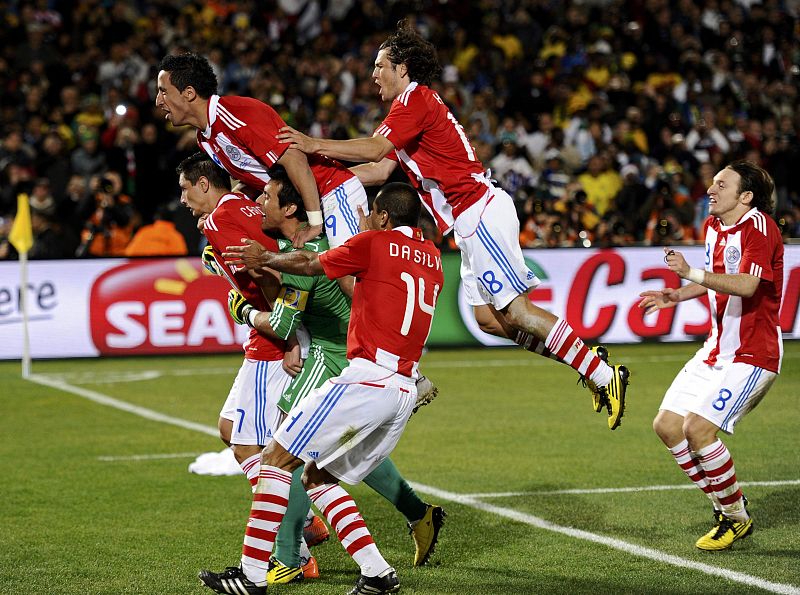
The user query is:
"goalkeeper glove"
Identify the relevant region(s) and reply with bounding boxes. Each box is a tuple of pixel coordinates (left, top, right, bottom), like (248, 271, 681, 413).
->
(202, 245, 224, 276)
(228, 289, 256, 327)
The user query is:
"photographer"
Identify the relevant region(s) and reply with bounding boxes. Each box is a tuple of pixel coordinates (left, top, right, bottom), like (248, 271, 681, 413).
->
(76, 171, 135, 257)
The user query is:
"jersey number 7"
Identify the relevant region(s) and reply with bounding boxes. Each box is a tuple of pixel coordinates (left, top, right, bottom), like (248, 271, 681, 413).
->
(399, 272, 439, 336)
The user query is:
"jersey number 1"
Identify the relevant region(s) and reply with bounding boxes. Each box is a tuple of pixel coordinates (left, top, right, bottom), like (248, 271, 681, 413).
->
(399, 272, 439, 336)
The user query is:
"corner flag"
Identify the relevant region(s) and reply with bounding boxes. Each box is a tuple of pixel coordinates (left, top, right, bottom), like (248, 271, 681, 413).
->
(9, 194, 33, 254)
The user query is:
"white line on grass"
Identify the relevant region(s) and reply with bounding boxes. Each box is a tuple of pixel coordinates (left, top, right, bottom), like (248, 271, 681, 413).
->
(97, 452, 205, 462)
(31, 351, 800, 384)
(464, 479, 800, 498)
(410, 481, 800, 595)
(28, 374, 800, 594)
(28, 374, 219, 437)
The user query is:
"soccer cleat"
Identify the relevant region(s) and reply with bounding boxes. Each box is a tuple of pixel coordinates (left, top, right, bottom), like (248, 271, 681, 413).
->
(695, 515, 754, 551)
(267, 557, 304, 585)
(409, 504, 446, 567)
(348, 569, 400, 594)
(303, 514, 330, 547)
(301, 555, 319, 579)
(198, 566, 265, 594)
(579, 346, 610, 413)
(412, 375, 439, 415)
(599, 364, 630, 430)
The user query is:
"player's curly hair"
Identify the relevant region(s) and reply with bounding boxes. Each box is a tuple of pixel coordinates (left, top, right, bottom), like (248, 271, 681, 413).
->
(379, 20, 441, 86)
(176, 152, 231, 190)
(374, 182, 420, 227)
(726, 160, 775, 214)
(159, 53, 218, 98)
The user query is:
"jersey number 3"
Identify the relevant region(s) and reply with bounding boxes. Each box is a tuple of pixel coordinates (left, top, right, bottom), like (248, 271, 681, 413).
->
(399, 272, 439, 336)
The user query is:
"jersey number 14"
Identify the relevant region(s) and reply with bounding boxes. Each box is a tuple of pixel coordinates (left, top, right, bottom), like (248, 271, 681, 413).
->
(399, 272, 439, 336)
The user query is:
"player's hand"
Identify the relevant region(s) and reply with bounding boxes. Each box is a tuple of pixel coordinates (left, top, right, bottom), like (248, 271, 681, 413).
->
(282, 342, 304, 377)
(292, 223, 323, 248)
(663, 247, 690, 278)
(357, 205, 368, 232)
(197, 213, 208, 233)
(638, 288, 680, 314)
(276, 126, 318, 154)
(223, 238, 270, 271)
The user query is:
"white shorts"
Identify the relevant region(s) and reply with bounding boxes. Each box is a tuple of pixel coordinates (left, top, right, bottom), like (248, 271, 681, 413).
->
(219, 358, 292, 446)
(659, 353, 777, 434)
(322, 176, 368, 248)
(274, 358, 416, 485)
(454, 187, 540, 310)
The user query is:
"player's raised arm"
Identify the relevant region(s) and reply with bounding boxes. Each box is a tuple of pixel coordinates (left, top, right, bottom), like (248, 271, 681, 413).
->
(350, 158, 398, 187)
(278, 126, 395, 163)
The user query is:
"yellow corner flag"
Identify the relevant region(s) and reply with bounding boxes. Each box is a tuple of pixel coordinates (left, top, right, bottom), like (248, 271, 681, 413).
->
(9, 194, 33, 254)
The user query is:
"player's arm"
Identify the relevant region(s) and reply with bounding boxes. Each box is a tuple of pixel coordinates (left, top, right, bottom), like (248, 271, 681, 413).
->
(663, 247, 761, 297)
(350, 158, 398, 187)
(278, 126, 395, 163)
(638, 282, 706, 314)
(228, 286, 307, 341)
(223, 238, 325, 277)
(275, 147, 324, 245)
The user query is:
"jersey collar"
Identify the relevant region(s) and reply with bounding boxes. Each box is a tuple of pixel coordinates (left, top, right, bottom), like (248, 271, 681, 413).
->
(393, 226, 424, 241)
(719, 207, 758, 231)
(202, 95, 221, 139)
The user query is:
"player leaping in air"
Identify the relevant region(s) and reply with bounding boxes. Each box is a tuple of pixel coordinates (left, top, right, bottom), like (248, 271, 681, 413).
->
(277, 20, 630, 429)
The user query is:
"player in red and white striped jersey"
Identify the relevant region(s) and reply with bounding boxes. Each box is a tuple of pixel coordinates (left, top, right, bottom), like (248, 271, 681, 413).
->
(640, 160, 783, 551)
(199, 183, 438, 595)
(156, 53, 368, 252)
(277, 21, 629, 429)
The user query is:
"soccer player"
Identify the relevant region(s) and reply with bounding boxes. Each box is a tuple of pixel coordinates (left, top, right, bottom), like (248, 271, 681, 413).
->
(277, 20, 630, 429)
(176, 152, 318, 578)
(156, 51, 439, 406)
(227, 166, 444, 579)
(639, 161, 783, 550)
(156, 52, 366, 250)
(198, 182, 442, 595)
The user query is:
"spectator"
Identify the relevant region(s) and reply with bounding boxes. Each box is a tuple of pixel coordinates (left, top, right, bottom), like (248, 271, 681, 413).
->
(124, 201, 187, 257)
(75, 172, 135, 257)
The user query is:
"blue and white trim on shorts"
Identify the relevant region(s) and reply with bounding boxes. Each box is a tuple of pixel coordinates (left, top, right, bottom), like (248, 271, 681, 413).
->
(254, 360, 273, 444)
(721, 366, 762, 430)
(286, 382, 348, 457)
(475, 220, 529, 294)
(332, 183, 360, 239)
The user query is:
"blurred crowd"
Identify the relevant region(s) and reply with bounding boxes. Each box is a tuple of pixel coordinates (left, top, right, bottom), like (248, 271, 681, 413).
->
(1, 0, 799, 260)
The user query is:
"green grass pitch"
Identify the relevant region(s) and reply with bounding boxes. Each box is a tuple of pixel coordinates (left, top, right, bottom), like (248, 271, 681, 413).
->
(2, 342, 799, 594)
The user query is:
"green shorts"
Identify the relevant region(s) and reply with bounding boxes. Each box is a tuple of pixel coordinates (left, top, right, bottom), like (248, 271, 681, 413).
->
(278, 343, 349, 414)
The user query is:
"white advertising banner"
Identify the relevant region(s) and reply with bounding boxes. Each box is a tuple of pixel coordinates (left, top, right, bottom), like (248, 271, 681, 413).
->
(0, 246, 798, 359)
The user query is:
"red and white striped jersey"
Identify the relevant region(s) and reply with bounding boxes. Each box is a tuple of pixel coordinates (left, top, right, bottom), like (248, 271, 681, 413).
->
(197, 95, 353, 196)
(319, 226, 443, 377)
(374, 82, 489, 234)
(699, 208, 784, 372)
(203, 191, 285, 362)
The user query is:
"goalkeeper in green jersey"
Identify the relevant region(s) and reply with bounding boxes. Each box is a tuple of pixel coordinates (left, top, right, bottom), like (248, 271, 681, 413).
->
(229, 167, 445, 580)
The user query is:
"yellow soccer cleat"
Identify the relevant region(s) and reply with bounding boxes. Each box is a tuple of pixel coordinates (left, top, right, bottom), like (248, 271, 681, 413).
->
(600, 364, 630, 430)
(267, 554, 321, 585)
(695, 516, 754, 551)
(409, 505, 446, 567)
(579, 346, 610, 413)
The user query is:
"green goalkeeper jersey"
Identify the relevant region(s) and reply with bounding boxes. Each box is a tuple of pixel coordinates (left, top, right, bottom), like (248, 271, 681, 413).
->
(269, 236, 350, 356)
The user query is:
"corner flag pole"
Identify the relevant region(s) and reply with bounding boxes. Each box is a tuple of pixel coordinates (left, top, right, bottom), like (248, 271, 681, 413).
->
(9, 194, 33, 378)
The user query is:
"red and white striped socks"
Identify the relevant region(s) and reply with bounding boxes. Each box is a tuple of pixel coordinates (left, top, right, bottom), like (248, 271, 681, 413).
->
(668, 439, 720, 508)
(545, 318, 612, 386)
(240, 465, 292, 584)
(696, 439, 748, 521)
(239, 453, 261, 489)
(308, 483, 391, 578)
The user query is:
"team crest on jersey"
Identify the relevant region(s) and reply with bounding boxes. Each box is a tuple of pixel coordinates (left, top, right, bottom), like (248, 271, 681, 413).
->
(225, 144, 242, 162)
(725, 246, 740, 264)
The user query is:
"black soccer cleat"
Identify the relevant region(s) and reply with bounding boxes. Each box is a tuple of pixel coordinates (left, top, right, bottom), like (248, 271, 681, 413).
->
(348, 569, 400, 594)
(198, 566, 266, 594)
